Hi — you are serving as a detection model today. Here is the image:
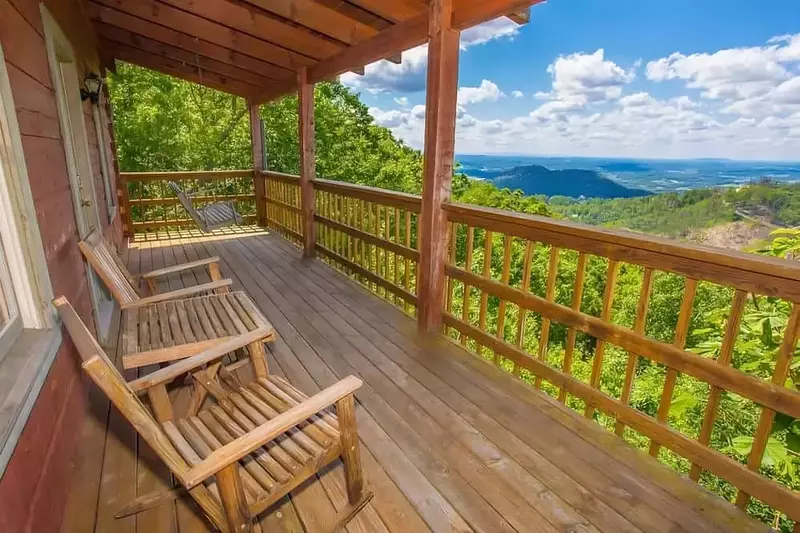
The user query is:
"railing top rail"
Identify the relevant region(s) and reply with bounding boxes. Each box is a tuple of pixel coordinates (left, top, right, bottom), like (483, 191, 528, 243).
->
(313, 178, 422, 213)
(444, 201, 800, 300)
(121, 170, 255, 181)
(263, 170, 301, 181)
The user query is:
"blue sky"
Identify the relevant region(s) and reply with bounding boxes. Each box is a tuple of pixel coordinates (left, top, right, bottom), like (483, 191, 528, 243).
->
(341, 0, 800, 160)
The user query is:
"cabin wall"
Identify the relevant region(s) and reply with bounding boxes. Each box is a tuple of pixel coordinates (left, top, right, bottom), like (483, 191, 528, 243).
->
(0, 0, 120, 531)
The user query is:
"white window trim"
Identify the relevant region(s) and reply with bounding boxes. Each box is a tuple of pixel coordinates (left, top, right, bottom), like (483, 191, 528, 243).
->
(0, 22, 62, 476)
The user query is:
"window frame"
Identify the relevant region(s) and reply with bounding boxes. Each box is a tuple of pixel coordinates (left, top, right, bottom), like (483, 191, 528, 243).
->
(0, 26, 61, 476)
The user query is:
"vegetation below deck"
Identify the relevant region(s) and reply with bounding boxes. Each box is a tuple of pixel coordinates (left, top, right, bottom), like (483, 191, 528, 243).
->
(109, 63, 800, 531)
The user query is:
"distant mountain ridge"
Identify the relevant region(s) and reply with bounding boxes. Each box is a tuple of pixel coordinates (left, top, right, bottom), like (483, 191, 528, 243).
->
(486, 164, 651, 199)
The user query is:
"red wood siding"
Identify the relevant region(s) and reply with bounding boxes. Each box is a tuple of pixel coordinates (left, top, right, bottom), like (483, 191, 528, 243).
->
(0, 0, 120, 531)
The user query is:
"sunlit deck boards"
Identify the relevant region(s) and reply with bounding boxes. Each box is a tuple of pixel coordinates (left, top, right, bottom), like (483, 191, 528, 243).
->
(61, 227, 768, 533)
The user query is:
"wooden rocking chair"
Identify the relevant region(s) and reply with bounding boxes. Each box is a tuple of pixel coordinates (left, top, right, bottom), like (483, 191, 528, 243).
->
(169, 181, 244, 233)
(55, 296, 372, 533)
(79, 229, 233, 309)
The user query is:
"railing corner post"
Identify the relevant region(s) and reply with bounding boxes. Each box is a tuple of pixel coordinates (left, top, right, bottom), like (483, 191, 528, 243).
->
(298, 67, 316, 259)
(417, 0, 460, 335)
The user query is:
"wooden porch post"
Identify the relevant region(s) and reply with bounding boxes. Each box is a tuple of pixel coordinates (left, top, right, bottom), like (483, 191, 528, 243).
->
(417, 0, 460, 335)
(248, 101, 267, 227)
(298, 67, 316, 258)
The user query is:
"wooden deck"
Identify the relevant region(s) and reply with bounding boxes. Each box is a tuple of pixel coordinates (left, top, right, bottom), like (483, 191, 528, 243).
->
(60, 227, 769, 533)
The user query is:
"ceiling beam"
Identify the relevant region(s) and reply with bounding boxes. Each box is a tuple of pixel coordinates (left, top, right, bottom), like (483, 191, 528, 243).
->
(345, 0, 427, 23)
(309, 0, 542, 85)
(156, 0, 340, 60)
(88, 3, 294, 80)
(237, 0, 377, 45)
(452, 0, 544, 30)
(106, 41, 259, 97)
(90, 0, 315, 70)
(506, 8, 531, 24)
(257, 0, 546, 103)
(96, 24, 277, 88)
(308, 0, 393, 31)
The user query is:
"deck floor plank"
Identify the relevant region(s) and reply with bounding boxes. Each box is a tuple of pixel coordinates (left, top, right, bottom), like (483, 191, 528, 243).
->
(59, 228, 770, 533)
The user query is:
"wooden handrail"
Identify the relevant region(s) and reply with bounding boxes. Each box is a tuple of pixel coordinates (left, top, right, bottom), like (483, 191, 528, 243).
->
(121, 170, 255, 182)
(443, 202, 800, 300)
(313, 179, 422, 214)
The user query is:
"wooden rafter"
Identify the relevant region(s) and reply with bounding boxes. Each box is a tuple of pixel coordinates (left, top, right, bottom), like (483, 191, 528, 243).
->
(105, 41, 258, 98)
(309, 0, 394, 31)
(97, 25, 277, 88)
(346, 0, 428, 23)
(88, 3, 294, 80)
(90, 0, 315, 70)
(156, 0, 341, 59)
(236, 0, 378, 45)
(257, 0, 543, 102)
(506, 8, 531, 24)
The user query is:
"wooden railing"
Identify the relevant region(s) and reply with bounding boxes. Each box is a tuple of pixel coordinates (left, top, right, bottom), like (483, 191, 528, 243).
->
(311, 179, 422, 316)
(442, 201, 800, 528)
(263, 171, 303, 247)
(120, 170, 257, 234)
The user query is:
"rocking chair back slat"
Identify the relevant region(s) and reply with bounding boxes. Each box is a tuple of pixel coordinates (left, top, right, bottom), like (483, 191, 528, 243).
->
(78, 230, 140, 305)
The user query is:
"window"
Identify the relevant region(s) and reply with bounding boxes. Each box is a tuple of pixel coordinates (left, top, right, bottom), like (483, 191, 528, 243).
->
(0, 38, 59, 474)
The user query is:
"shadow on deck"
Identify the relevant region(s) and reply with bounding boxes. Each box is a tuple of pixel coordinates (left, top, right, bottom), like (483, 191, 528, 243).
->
(60, 227, 768, 533)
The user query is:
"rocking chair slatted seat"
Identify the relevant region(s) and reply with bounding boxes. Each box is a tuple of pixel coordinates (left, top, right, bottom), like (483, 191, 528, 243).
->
(169, 181, 244, 233)
(54, 296, 372, 533)
(78, 229, 233, 308)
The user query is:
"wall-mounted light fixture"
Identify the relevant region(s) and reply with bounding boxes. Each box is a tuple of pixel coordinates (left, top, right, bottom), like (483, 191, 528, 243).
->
(80, 72, 103, 104)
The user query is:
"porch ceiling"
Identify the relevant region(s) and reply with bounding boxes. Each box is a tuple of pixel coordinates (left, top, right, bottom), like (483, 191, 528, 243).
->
(88, 0, 540, 102)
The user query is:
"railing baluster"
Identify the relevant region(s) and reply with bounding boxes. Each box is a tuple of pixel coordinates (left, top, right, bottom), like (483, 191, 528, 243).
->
(736, 303, 800, 510)
(461, 226, 475, 345)
(394, 207, 400, 294)
(446, 222, 457, 323)
(494, 234, 514, 366)
(404, 210, 412, 314)
(689, 289, 747, 479)
(535, 247, 560, 389)
(585, 259, 620, 418)
(559, 251, 588, 401)
(614, 266, 655, 431)
(477, 230, 493, 357)
(649, 277, 699, 456)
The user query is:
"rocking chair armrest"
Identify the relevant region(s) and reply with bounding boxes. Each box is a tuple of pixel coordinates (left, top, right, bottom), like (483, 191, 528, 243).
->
(121, 279, 232, 309)
(141, 256, 221, 280)
(182, 376, 363, 489)
(127, 327, 273, 393)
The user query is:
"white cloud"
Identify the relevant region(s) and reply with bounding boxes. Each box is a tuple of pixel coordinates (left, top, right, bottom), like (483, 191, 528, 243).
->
(393, 96, 409, 107)
(340, 45, 428, 94)
(646, 34, 800, 104)
(458, 79, 505, 105)
(340, 17, 520, 94)
(364, 34, 800, 160)
(460, 17, 520, 49)
(535, 49, 636, 113)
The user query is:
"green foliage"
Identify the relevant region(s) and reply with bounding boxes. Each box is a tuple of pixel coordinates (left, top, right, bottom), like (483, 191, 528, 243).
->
(553, 181, 800, 237)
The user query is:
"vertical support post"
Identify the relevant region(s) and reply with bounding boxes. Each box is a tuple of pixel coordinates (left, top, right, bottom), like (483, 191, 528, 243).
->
(298, 67, 316, 258)
(248, 101, 267, 227)
(417, 0, 460, 335)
